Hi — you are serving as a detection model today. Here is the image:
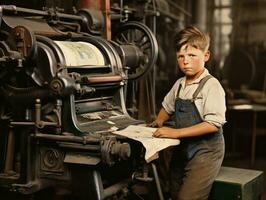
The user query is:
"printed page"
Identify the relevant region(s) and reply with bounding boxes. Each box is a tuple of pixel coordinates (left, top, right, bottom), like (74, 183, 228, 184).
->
(113, 125, 180, 162)
(55, 41, 105, 66)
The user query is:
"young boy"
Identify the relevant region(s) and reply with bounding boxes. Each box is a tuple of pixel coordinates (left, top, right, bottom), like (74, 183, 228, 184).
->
(150, 26, 226, 199)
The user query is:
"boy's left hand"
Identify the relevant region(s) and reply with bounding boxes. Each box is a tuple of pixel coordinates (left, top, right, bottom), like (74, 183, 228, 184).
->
(153, 127, 178, 138)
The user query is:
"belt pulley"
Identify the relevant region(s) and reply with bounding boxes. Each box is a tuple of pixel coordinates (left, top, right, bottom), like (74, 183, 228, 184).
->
(113, 21, 158, 80)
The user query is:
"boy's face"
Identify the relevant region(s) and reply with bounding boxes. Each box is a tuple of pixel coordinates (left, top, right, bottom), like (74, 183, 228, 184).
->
(176, 44, 210, 79)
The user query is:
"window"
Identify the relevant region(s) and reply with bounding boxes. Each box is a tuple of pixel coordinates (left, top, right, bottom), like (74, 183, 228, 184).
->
(212, 0, 232, 68)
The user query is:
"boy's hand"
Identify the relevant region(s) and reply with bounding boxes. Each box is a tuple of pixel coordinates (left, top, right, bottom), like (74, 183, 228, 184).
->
(147, 120, 163, 128)
(153, 127, 177, 138)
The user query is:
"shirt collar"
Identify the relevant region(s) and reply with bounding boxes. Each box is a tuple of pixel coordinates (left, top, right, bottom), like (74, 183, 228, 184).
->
(180, 68, 210, 87)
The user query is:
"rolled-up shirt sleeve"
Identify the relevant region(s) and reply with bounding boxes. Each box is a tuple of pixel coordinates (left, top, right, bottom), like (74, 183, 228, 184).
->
(202, 79, 226, 128)
(162, 80, 180, 115)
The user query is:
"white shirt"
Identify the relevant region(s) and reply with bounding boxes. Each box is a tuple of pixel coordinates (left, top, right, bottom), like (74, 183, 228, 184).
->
(162, 69, 226, 127)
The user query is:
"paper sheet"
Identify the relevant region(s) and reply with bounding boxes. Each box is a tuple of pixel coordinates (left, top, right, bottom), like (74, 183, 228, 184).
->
(113, 125, 180, 162)
(55, 41, 105, 66)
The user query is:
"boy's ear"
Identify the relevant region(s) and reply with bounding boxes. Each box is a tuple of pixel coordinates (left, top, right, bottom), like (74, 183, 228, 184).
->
(204, 50, 210, 62)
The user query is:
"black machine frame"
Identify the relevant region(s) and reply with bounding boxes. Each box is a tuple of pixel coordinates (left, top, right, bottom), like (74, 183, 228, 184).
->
(0, 4, 162, 200)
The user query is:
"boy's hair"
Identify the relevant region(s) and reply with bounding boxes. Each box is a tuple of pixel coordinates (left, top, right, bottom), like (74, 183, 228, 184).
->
(174, 26, 210, 52)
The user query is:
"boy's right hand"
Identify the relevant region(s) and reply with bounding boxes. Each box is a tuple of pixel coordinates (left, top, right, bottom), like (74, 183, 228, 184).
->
(147, 120, 163, 128)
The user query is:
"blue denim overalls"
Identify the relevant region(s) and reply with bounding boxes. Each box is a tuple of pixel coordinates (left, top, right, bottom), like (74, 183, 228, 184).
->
(170, 75, 225, 200)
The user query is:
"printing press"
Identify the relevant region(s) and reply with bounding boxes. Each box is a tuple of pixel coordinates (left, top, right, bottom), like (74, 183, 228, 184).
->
(0, 4, 160, 199)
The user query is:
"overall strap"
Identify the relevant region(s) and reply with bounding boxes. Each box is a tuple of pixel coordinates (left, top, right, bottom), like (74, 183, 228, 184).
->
(176, 82, 183, 97)
(192, 75, 213, 100)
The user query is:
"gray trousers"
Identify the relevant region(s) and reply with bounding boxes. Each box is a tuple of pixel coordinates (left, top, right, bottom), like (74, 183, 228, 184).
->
(170, 133, 225, 200)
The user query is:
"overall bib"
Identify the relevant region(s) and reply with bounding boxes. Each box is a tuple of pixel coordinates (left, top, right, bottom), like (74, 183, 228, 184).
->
(170, 75, 225, 200)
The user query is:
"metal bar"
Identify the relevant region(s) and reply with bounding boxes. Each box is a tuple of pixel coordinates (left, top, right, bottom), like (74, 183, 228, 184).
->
(82, 75, 123, 84)
(104, 179, 130, 199)
(75, 96, 113, 103)
(33, 133, 100, 144)
(92, 170, 105, 200)
(1, 5, 82, 20)
(2, 5, 48, 16)
(58, 142, 101, 151)
(250, 111, 257, 167)
(165, 0, 192, 17)
(4, 127, 15, 173)
(10, 121, 35, 126)
(102, 0, 111, 40)
(151, 163, 164, 200)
